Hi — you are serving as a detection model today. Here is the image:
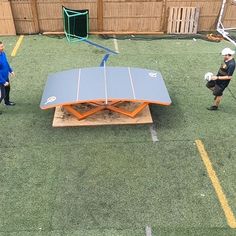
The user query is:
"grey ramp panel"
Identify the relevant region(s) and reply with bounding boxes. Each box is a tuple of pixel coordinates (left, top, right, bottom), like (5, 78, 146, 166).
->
(106, 67, 134, 99)
(40, 69, 79, 109)
(40, 67, 171, 109)
(78, 67, 105, 101)
(130, 68, 171, 104)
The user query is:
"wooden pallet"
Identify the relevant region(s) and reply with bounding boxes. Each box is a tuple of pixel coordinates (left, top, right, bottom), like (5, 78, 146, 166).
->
(52, 102, 153, 127)
(167, 7, 200, 34)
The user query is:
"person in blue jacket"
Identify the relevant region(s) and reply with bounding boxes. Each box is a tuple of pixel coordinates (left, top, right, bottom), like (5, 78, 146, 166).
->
(0, 41, 15, 110)
(0, 67, 9, 115)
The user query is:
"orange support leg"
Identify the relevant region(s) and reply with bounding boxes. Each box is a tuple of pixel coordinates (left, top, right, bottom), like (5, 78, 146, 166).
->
(63, 102, 149, 120)
(107, 102, 149, 118)
(63, 104, 105, 120)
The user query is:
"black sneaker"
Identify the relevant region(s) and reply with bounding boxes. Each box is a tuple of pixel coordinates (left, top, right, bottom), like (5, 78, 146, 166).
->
(5, 101, 16, 106)
(207, 105, 218, 110)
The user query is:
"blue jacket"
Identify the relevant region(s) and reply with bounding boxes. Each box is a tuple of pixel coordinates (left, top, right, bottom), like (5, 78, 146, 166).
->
(0, 52, 13, 85)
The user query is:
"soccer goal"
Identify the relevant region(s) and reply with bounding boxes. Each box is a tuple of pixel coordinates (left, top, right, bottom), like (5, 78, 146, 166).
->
(217, 0, 236, 46)
(62, 6, 89, 42)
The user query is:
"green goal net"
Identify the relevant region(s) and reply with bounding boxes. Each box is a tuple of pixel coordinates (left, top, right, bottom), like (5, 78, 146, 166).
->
(63, 6, 89, 42)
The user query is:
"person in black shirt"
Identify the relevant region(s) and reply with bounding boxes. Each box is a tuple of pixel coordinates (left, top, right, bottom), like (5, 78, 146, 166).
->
(206, 47, 235, 110)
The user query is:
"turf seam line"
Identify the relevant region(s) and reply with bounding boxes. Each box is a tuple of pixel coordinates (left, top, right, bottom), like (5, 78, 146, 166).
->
(3, 137, 236, 151)
(0, 228, 143, 234)
(5, 137, 236, 150)
(11, 35, 24, 57)
(150, 123, 159, 142)
(145, 226, 152, 236)
(113, 35, 120, 53)
(48, 150, 64, 230)
(0, 139, 207, 150)
(195, 139, 236, 229)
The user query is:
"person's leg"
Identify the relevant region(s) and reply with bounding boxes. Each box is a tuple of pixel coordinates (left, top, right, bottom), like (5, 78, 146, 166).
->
(214, 96, 222, 107)
(4, 84, 15, 106)
(4, 84, 10, 104)
(0, 85, 6, 114)
(206, 81, 215, 91)
(207, 85, 223, 110)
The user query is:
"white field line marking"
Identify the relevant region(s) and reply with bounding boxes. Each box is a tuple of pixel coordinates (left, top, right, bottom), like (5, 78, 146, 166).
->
(128, 67, 136, 99)
(103, 62, 108, 104)
(76, 69, 81, 101)
(145, 226, 152, 236)
(150, 124, 159, 142)
(113, 35, 119, 53)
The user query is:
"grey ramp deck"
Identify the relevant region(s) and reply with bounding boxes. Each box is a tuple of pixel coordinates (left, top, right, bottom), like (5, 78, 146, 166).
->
(40, 67, 171, 109)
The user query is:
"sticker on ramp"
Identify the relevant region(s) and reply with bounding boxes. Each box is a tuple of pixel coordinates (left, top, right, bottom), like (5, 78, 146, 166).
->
(149, 72, 157, 78)
(45, 96, 56, 105)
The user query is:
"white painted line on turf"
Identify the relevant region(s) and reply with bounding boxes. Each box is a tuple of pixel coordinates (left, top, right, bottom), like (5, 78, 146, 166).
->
(113, 34, 119, 53)
(145, 226, 152, 236)
(150, 124, 159, 142)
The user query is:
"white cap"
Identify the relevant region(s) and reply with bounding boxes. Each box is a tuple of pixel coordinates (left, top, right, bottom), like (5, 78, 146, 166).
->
(221, 47, 235, 56)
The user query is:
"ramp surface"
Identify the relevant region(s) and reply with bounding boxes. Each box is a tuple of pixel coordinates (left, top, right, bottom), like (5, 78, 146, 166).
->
(40, 67, 171, 109)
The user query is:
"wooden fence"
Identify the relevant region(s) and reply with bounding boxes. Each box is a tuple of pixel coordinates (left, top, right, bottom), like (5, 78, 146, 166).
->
(0, 0, 16, 35)
(0, 0, 236, 35)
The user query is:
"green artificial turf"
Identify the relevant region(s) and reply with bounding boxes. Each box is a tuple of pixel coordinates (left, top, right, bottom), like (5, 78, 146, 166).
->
(0, 35, 235, 236)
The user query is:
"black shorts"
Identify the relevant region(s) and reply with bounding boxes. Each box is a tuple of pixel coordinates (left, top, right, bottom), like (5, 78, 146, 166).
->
(206, 81, 225, 96)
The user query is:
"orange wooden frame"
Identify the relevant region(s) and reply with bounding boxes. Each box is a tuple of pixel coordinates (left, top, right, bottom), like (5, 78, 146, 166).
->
(63, 101, 149, 120)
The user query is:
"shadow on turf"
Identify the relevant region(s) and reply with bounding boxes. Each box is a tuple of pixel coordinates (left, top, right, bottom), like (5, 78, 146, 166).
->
(149, 93, 185, 129)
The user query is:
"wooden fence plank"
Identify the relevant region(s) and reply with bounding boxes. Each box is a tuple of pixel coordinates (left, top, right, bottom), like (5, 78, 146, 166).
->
(0, 0, 16, 35)
(180, 7, 186, 33)
(167, 7, 173, 33)
(185, 8, 190, 33)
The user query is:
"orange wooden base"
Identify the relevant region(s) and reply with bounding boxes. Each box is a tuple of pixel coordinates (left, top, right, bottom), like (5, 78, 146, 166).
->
(52, 102, 153, 127)
(63, 101, 149, 120)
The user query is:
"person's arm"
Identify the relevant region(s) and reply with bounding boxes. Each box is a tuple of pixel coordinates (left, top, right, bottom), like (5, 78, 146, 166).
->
(7, 61, 15, 77)
(212, 75, 232, 80)
(4, 52, 14, 75)
(7, 60, 14, 76)
(212, 64, 235, 80)
(8, 63, 13, 73)
(0, 60, 6, 85)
